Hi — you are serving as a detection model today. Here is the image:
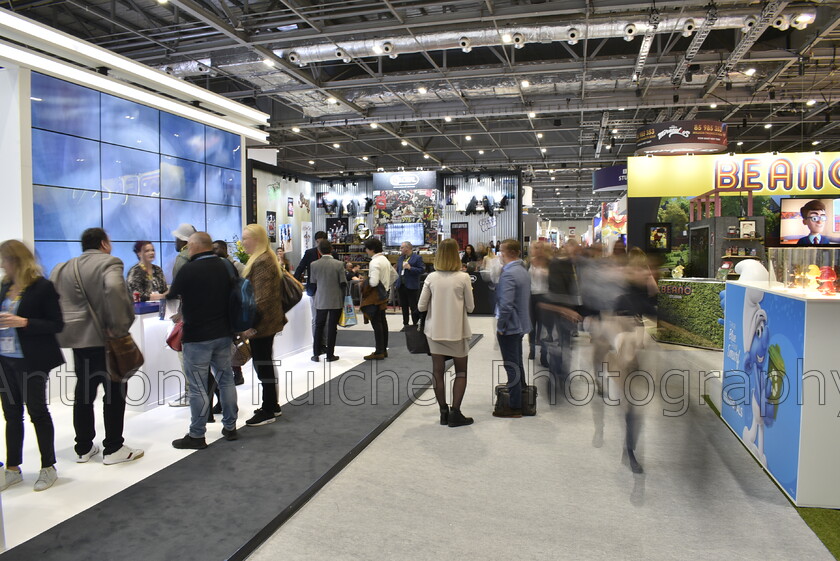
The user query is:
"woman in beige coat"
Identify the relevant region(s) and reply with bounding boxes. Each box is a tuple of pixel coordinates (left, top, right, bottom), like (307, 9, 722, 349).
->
(418, 238, 475, 427)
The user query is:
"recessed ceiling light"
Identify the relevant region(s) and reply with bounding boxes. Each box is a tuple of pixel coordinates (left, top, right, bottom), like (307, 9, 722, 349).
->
(465, 135, 472, 141)
(528, 111, 536, 118)
(521, 79, 530, 88)
(502, 33, 513, 43)
(292, 127, 301, 133)
(333, 143, 340, 148)
(744, 68, 757, 76)
(418, 86, 427, 94)
(401, 140, 408, 146)
(326, 96, 338, 104)
(444, 116, 452, 122)
(308, 160, 315, 165)
(423, 153, 431, 159)
(478, 150, 484, 155)
(370, 122, 379, 128)
(362, 156, 369, 160)
(709, 103, 717, 108)
(806, 99, 816, 106)
(536, 133, 543, 139)
(540, 147, 547, 153)
(764, 123, 772, 129)
(736, 141, 744, 146)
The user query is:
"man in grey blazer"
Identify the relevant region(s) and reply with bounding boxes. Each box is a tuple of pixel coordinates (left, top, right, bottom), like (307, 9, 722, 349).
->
(309, 240, 347, 362)
(50, 228, 144, 465)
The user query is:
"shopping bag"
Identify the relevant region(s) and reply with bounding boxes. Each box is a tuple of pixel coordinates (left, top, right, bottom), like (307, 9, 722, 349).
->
(339, 295, 357, 327)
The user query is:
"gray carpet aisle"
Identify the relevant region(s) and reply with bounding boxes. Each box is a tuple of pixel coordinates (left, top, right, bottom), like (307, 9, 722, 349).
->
(0, 332, 480, 561)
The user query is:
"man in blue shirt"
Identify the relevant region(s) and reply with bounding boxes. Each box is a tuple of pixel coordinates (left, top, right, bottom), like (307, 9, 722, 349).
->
(494, 239, 531, 418)
(394, 241, 425, 331)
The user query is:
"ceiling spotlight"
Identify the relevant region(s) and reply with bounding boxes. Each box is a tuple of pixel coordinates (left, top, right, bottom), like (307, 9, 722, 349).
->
(528, 111, 536, 118)
(764, 123, 772, 129)
(540, 147, 547, 153)
(744, 67, 756, 76)
(502, 32, 513, 43)
(618, 107, 625, 111)
(611, 128, 618, 134)
(521, 79, 530, 88)
(725, 81, 733, 91)
(263, 58, 275, 67)
(370, 122, 379, 128)
(441, 165, 447, 169)
(806, 99, 816, 106)
(536, 133, 543, 139)
(423, 153, 431, 159)
(372, 44, 384, 55)
(308, 160, 315, 165)
(736, 141, 744, 146)
(478, 150, 484, 155)
(710, 103, 718, 108)
(465, 135, 472, 141)
(333, 143, 340, 148)
(812, 140, 821, 145)
(326, 96, 338, 104)
(769, 89, 776, 100)
(292, 127, 301, 133)
(444, 116, 452, 122)
(551, 176, 556, 181)
(673, 94, 679, 103)
(418, 86, 427, 94)
(401, 140, 408, 146)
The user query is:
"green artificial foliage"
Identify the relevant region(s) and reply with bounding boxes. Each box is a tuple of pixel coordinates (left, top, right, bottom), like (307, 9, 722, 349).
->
(656, 281, 724, 348)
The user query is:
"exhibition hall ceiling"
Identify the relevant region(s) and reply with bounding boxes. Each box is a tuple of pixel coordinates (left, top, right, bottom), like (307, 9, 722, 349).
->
(6, 0, 840, 219)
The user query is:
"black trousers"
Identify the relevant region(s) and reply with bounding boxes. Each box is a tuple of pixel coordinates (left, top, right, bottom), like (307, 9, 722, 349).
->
(369, 307, 389, 353)
(314, 308, 341, 357)
(72, 347, 127, 456)
(0, 356, 56, 468)
(250, 336, 278, 411)
(398, 285, 421, 326)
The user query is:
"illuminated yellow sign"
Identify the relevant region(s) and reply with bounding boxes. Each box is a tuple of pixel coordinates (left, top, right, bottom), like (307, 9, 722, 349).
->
(628, 152, 840, 197)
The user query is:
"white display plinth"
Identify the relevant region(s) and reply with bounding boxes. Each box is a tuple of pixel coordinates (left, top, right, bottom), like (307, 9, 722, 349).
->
(721, 280, 840, 508)
(272, 294, 313, 360)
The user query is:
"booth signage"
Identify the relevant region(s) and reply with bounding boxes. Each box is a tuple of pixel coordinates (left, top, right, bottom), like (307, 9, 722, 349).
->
(373, 171, 437, 190)
(592, 164, 627, 192)
(628, 152, 840, 197)
(635, 120, 727, 156)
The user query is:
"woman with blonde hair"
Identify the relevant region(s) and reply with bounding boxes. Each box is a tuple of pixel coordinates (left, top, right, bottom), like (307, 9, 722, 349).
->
(418, 238, 475, 427)
(0, 240, 64, 491)
(239, 224, 286, 427)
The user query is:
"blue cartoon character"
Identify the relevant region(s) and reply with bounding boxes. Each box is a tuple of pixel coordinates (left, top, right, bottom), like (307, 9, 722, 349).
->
(740, 289, 786, 466)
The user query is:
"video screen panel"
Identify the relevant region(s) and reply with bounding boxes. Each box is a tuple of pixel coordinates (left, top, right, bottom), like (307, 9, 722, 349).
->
(33, 185, 101, 241)
(779, 197, 840, 246)
(205, 126, 241, 170)
(101, 144, 160, 197)
(159, 242, 177, 284)
(206, 204, 242, 242)
(160, 199, 205, 242)
(34, 241, 83, 278)
(160, 112, 205, 162)
(100, 93, 160, 153)
(31, 72, 100, 140)
(32, 129, 100, 190)
(385, 223, 425, 247)
(206, 166, 241, 206)
(160, 156, 205, 202)
(102, 193, 160, 242)
(109, 241, 162, 279)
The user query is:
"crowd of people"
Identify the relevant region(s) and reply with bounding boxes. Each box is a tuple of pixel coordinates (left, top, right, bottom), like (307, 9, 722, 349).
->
(0, 226, 657, 492)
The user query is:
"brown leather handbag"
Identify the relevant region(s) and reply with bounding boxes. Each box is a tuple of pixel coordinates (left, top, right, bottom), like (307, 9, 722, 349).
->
(73, 260, 144, 383)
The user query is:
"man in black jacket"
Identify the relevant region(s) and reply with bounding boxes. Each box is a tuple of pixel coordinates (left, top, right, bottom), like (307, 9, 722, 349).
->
(166, 232, 239, 449)
(294, 231, 328, 343)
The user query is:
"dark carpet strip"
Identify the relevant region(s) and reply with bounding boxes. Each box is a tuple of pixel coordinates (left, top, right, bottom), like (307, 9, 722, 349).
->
(1, 332, 481, 561)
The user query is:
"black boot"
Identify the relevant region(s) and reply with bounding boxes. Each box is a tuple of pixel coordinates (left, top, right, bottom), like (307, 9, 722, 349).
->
(439, 406, 449, 426)
(448, 408, 474, 428)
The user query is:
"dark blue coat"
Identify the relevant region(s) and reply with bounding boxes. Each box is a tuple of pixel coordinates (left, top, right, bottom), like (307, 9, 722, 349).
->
(394, 253, 425, 290)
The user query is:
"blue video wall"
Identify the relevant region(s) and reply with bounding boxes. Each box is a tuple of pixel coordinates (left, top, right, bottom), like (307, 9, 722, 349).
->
(30, 72, 243, 281)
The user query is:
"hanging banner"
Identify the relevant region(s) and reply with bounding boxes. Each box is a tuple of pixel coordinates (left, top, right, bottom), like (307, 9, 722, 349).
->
(635, 120, 727, 156)
(592, 164, 627, 192)
(628, 152, 840, 197)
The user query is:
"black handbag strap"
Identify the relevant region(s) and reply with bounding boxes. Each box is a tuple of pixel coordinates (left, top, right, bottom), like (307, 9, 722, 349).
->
(72, 258, 107, 338)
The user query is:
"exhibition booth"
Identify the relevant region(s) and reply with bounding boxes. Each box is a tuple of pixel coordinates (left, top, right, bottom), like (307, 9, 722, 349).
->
(628, 142, 840, 508)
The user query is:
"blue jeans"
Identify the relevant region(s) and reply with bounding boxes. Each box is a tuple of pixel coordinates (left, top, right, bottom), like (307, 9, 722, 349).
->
(182, 337, 238, 438)
(497, 333, 525, 409)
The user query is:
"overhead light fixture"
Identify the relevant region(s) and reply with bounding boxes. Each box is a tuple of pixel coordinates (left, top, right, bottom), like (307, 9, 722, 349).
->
(520, 79, 530, 88)
(536, 133, 543, 139)
(709, 103, 717, 108)
(611, 128, 618, 134)
(736, 141, 744, 146)
(333, 143, 340, 148)
(370, 122, 379, 128)
(502, 33, 513, 43)
(326, 96, 338, 104)
(262, 58, 275, 67)
(157, 0, 168, 3)
(528, 111, 536, 118)
(744, 67, 756, 76)
(465, 135, 472, 141)
(551, 176, 556, 181)
(769, 89, 776, 100)
(308, 160, 315, 165)
(478, 150, 484, 155)
(362, 156, 369, 160)
(764, 123, 772, 129)
(401, 140, 408, 146)
(444, 116, 452, 122)
(540, 148, 547, 153)
(372, 44, 384, 55)
(812, 140, 821, 146)
(618, 107, 625, 111)
(806, 99, 816, 106)
(292, 126, 301, 133)
(417, 86, 427, 94)
(673, 94, 679, 103)
(423, 153, 431, 159)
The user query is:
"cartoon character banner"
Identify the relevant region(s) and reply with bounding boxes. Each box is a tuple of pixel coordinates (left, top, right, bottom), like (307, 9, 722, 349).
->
(721, 284, 805, 499)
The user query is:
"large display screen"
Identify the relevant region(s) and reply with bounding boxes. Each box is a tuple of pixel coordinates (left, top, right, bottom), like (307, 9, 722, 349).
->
(32, 129, 100, 190)
(30, 73, 100, 140)
(100, 93, 160, 152)
(385, 223, 425, 247)
(778, 197, 840, 246)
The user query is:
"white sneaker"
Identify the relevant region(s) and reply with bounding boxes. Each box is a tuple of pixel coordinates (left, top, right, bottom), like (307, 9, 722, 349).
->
(0, 469, 22, 491)
(33, 466, 57, 492)
(168, 393, 189, 407)
(76, 444, 100, 463)
(102, 446, 144, 465)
